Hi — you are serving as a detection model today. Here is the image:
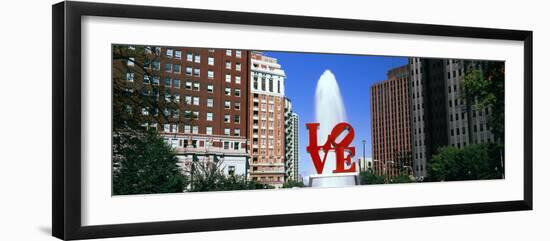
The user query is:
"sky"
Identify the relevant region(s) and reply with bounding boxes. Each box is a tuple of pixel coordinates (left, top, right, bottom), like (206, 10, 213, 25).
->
(263, 51, 408, 178)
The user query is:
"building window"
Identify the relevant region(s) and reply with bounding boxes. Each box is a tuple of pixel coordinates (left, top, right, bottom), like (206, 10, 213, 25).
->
(193, 111, 199, 120)
(164, 77, 171, 87)
(206, 112, 213, 121)
(224, 128, 230, 136)
(185, 67, 192, 75)
(194, 55, 201, 63)
(225, 87, 231, 96)
(208, 56, 214, 66)
(208, 70, 214, 79)
(173, 64, 181, 73)
(193, 68, 200, 77)
(234, 129, 240, 136)
(224, 115, 231, 123)
(125, 72, 134, 82)
(193, 97, 200, 106)
(207, 84, 214, 93)
(175, 50, 181, 59)
(207, 98, 214, 107)
(173, 79, 180, 89)
(228, 166, 235, 175)
(152, 60, 160, 70)
(166, 48, 173, 58)
(236, 63, 241, 71)
(187, 52, 193, 61)
(143, 75, 150, 84)
(206, 127, 213, 135)
(185, 96, 192, 104)
(225, 74, 231, 83)
(192, 126, 199, 134)
(165, 63, 172, 72)
(127, 57, 134, 67)
(184, 125, 191, 134)
(193, 82, 200, 91)
(235, 76, 241, 84)
(234, 89, 240, 97)
(234, 115, 240, 124)
(185, 81, 192, 90)
(226, 50, 232, 56)
(236, 50, 241, 58)
(226, 61, 231, 70)
(224, 101, 231, 109)
(235, 102, 240, 110)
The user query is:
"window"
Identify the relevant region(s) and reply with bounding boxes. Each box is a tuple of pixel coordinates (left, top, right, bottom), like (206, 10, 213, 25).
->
(185, 81, 192, 90)
(226, 61, 231, 70)
(126, 72, 134, 82)
(224, 115, 231, 123)
(165, 63, 172, 72)
(194, 55, 201, 63)
(228, 166, 235, 175)
(236, 63, 241, 71)
(208, 56, 214, 66)
(152, 76, 160, 85)
(193, 111, 199, 120)
(193, 68, 200, 77)
(166, 48, 173, 58)
(152, 60, 160, 70)
(206, 112, 213, 121)
(226, 50, 232, 56)
(235, 102, 240, 110)
(193, 82, 200, 91)
(224, 101, 231, 109)
(127, 57, 134, 67)
(185, 96, 192, 104)
(164, 77, 171, 87)
(234, 129, 241, 136)
(234, 89, 241, 97)
(207, 84, 214, 93)
(192, 126, 199, 134)
(206, 127, 213, 135)
(224, 128, 230, 136)
(207, 98, 214, 107)
(187, 52, 193, 61)
(235, 76, 241, 84)
(184, 125, 191, 134)
(225, 87, 231, 96)
(236, 50, 242, 58)
(143, 75, 150, 84)
(173, 64, 181, 73)
(234, 115, 240, 123)
(225, 74, 231, 82)
(208, 70, 214, 79)
(174, 50, 181, 59)
(173, 79, 180, 88)
(185, 67, 192, 75)
(193, 97, 199, 106)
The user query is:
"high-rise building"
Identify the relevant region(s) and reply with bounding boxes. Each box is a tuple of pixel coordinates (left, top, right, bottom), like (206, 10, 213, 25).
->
(248, 52, 287, 187)
(284, 98, 300, 181)
(409, 58, 495, 179)
(113, 45, 250, 177)
(370, 65, 412, 179)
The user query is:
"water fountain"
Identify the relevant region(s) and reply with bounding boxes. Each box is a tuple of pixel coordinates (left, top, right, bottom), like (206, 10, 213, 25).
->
(308, 70, 360, 187)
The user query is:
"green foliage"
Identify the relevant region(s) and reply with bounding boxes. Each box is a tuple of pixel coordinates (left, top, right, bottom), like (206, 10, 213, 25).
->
(390, 174, 415, 183)
(113, 129, 186, 195)
(187, 161, 273, 192)
(282, 179, 305, 188)
(463, 62, 505, 141)
(359, 170, 386, 185)
(429, 143, 504, 181)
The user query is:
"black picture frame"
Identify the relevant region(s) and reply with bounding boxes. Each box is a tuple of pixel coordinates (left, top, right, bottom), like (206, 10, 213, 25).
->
(52, 1, 533, 240)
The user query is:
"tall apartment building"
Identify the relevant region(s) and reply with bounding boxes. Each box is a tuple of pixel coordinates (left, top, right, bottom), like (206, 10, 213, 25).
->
(409, 58, 495, 179)
(248, 52, 287, 187)
(284, 98, 300, 181)
(113, 45, 249, 177)
(370, 65, 412, 179)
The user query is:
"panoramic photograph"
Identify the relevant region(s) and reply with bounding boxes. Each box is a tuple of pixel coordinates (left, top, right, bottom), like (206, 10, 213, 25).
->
(111, 44, 505, 195)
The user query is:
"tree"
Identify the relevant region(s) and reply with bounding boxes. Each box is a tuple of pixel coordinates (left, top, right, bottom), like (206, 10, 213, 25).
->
(113, 129, 187, 195)
(463, 62, 505, 142)
(186, 160, 273, 192)
(429, 143, 504, 181)
(359, 170, 385, 185)
(282, 179, 305, 188)
(391, 174, 415, 183)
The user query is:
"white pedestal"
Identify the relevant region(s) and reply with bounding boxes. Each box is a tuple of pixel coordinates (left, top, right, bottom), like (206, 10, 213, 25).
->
(308, 172, 360, 188)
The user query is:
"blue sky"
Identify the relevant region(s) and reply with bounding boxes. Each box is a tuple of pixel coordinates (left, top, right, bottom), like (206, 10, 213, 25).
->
(263, 51, 408, 178)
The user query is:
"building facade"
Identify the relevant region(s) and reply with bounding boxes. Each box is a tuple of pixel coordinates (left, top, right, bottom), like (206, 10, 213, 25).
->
(248, 52, 287, 187)
(113, 45, 250, 177)
(370, 65, 412, 179)
(284, 98, 300, 181)
(409, 58, 495, 179)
